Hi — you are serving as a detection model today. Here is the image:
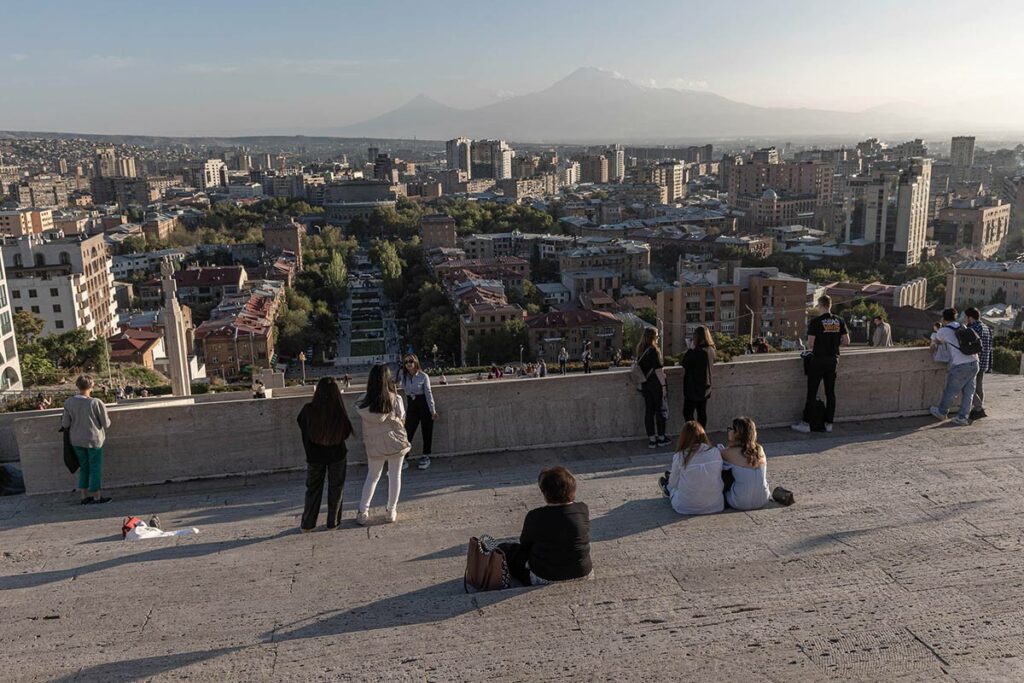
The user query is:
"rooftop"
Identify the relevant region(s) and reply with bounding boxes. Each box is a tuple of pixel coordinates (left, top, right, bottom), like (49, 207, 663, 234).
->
(2, 376, 1022, 679)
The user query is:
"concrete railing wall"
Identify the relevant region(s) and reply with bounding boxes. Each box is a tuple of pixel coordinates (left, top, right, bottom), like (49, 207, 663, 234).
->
(15, 348, 947, 494)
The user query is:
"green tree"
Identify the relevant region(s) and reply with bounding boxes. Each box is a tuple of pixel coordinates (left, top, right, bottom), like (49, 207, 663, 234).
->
(464, 318, 529, 365)
(13, 310, 44, 351)
(637, 307, 657, 326)
(324, 251, 348, 303)
(20, 353, 59, 386)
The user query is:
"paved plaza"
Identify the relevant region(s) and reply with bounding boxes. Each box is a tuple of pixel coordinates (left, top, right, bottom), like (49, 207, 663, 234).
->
(2, 376, 1023, 682)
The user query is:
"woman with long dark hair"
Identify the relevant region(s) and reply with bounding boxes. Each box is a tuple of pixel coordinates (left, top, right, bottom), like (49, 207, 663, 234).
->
(356, 364, 411, 525)
(297, 377, 353, 531)
(680, 326, 716, 428)
(635, 327, 668, 447)
(398, 353, 438, 471)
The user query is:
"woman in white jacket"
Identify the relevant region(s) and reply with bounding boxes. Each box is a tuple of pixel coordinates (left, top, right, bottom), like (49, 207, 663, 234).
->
(658, 420, 724, 515)
(356, 364, 411, 525)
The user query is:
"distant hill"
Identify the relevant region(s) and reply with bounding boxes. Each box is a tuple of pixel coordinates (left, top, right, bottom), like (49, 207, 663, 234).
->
(328, 67, 930, 143)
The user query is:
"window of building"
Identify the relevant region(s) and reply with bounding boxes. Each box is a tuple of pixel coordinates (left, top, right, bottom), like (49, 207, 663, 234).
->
(59, 252, 71, 265)
(10, 290, 19, 299)
(0, 312, 10, 336)
(13, 306, 21, 313)
(4, 337, 15, 361)
(30, 306, 39, 314)
(12, 254, 22, 268)
(49, 288, 58, 297)
(0, 286, 6, 309)
(55, 321, 64, 329)
(53, 304, 61, 313)
(34, 254, 45, 267)
(28, 289, 37, 298)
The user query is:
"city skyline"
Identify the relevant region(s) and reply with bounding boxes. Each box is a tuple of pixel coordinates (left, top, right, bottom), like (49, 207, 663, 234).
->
(3, 0, 1024, 136)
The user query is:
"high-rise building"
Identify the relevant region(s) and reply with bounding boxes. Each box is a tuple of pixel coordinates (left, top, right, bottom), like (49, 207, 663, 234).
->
(13, 175, 70, 208)
(655, 161, 686, 203)
(372, 153, 398, 182)
(367, 147, 379, 164)
(94, 147, 118, 178)
(844, 158, 931, 265)
(471, 140, 513, 180)
(890, 139, 928, 160)
(950, 136, 976, 172)
(187, 159, 228, 190)
(445, 138, 472, 178)
(0, 208, 53, 237)
(4, 232, 118, 338)
(605, 145, 625, 183)
(578, 155, 609, 184)
(657, 274, 741, 355)
(262, 219, 304, 270)
(115, 157, 137, 178)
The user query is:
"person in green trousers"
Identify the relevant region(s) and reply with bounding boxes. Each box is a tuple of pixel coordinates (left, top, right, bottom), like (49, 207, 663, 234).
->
(61, 375, 112, 504)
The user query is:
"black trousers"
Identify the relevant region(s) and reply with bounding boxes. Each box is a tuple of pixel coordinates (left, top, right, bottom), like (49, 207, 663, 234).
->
(683, 398, 708, 428)
(642, 380, 666, 438)
(803, 357, 838, 424)
(301, 459, 346, 530)
(498, 541, 531, 586)
(405, 395, 434, 455)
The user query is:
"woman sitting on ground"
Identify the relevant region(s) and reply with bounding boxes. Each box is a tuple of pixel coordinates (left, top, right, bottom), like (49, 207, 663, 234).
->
(659, 420, 723, 515)
(721, 416, 771, 511)
(503, 466, 593, 585)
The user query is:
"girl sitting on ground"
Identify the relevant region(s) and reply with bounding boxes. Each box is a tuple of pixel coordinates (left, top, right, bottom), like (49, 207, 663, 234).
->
(659, 420, 724, 515)
(721, 416, 771, 511)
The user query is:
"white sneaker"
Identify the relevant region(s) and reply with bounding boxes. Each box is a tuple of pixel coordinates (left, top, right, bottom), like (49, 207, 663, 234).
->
(952, 416, 970, 426)
(417, 456, 431, 470)
(790, 421, 811, 433)
(824, 423, 833, 433)
(929, 406, 947, 421)
(356, 511, 370, 526)
(384, 508, 397, 523)
(648, 438, 658, 449)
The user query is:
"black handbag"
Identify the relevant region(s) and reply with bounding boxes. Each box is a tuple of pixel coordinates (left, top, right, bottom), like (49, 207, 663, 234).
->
(61, 428, 79, 474)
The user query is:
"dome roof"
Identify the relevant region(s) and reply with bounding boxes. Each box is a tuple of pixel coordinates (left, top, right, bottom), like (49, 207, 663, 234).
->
(761, 188, 779, 200)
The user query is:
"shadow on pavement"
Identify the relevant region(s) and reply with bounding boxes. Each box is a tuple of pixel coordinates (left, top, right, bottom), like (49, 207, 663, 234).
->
(0, 530, 295, 591)
(48, 645, 243, 682)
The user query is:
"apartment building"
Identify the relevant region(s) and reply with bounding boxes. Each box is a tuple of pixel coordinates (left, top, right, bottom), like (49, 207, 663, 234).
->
(558, 240, 651, 280)
(947, 260, 1024, 308)
(4, 232, 118, 338)
(194, 282, 283, 379)
(421, 214, 457, 250)
(0, 259, 22, 391)
(933, 196, 1011, 259)
(525, 309, 623, 362)
(656, 274, 741, 356)
(0, 208, 53, 237)
(843, 158, 932, 265)
(459, 300, 528, 365)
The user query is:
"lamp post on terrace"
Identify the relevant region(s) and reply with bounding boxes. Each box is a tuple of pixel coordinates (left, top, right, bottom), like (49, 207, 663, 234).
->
(431, 343, 438, 370)
(298, 351, 306, 386)
(520, 344, 525, 369)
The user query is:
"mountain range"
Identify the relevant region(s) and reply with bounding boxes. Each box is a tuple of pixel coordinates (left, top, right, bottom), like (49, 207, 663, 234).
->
(328, 67, 941, 143)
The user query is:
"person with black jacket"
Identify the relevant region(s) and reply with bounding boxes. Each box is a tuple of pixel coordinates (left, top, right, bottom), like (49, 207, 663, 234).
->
(635, 327, 669, 447)
(297, 377, 353, 531)
(680, 326, 716, 428)
(502, 467, 593, 585)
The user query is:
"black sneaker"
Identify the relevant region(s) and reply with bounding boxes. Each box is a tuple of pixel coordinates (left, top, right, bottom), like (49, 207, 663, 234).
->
(656, 436, 670, 447)
(658, 475, 670, 497)
(80, 498, 94, 505)
(93, 497, 112, 505)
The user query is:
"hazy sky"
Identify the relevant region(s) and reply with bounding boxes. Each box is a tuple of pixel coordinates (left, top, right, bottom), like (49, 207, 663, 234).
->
(3, 0, 1023, 136)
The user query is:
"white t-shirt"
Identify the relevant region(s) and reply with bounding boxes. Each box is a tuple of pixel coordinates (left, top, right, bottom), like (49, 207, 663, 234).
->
(935, 323, 978, 367)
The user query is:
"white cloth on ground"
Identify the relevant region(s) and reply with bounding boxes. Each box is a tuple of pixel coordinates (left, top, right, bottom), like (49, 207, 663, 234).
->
(125, 521, 200, 540)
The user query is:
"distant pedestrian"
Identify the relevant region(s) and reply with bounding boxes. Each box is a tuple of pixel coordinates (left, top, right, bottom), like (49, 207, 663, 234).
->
(635, 327, 668, 448)
(581, 342, 593, 374)
(558, 347, 569, 375)
(965, 307, 992, 420)
(252, 379, 266, 399)
(297, 377, 352, 531)
(538, 359, 548, 377)
(356, 364, 411, 525)
(61, 375, 112, 505)
(930, 308, 980, 426)
(612, 348, 622, 368)
(342, 372, 352, 390)
(399, 354, 437, 471)
(140, 387, 149, 398)
(680, 326, 715, 428)
(870, 315, 893, 347)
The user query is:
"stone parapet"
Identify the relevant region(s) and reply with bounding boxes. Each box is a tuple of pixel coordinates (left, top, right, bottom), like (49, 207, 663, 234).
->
(15, 348, 946, 494)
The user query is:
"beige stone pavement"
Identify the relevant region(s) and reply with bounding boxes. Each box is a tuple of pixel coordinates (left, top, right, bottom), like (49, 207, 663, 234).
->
(1, 376, 1023, 682)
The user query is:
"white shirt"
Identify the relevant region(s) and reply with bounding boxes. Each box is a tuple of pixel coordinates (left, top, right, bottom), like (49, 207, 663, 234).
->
(667, 444, 724, 516)
(935, 323, 978, 367)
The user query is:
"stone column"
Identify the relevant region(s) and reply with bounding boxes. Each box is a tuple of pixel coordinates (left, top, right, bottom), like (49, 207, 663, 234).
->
(158, 258, 192, 396)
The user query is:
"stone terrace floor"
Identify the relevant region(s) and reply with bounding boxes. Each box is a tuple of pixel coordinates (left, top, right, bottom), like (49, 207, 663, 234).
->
(2, 376, 1024, 682)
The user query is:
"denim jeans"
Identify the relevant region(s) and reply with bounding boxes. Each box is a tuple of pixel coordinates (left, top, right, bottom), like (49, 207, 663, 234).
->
(938, 360, 979, 420)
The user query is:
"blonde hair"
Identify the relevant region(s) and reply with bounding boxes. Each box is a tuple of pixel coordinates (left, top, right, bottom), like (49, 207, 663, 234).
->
(676, 420, 711, 468)
(730, 416, 764, 467)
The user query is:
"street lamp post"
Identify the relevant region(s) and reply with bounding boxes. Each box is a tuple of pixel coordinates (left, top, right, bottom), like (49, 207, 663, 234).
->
(431, 343, 438, 370)
(298, 351, 306, 386)
(519, 344, 524, 369)
(745, 306, 756, 345)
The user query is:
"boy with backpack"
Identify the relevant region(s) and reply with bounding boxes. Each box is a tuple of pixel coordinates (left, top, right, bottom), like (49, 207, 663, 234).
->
(930, 308, 981, 426)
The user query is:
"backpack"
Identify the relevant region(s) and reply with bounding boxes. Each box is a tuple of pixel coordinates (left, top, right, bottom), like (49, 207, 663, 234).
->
(808, 399, 827, 432)
(947, 324, 982, 356)
(629, 347, 654, 387)
(464, 535, 511, 593)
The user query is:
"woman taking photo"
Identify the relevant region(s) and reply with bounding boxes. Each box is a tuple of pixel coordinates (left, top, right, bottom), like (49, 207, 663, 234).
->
(635, 327, 668, 447)
(399, 354, 437, 471)
(297, 377, 353, 531)
(356, 364, 411, 525)
(681, 326, 716, 428)
(721, 416, 771, 511)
